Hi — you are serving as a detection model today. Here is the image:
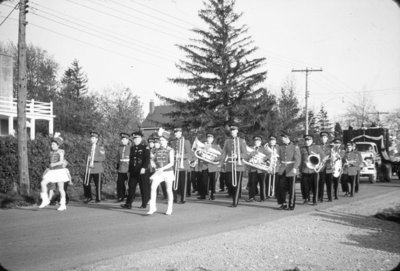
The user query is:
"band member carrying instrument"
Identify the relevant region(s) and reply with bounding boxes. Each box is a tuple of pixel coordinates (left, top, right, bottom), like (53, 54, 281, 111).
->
(147, 130, 174, 215)
(198, 132, 222, 200)
(83, 131, 106, 203)
(221, 125, 248, 207)
(276, 132, 300, 210)
(246, 135, 268, 202)
(170, 127, 192, 204)
(121, 131, 150, 209)
(300, 134, 325, 206)
(331, 138, 344, 200)
(264, 135, 280, 198)
(116, 132, 131, 202)
(342, 142, 362, 197)
(318, 131, 331, 202)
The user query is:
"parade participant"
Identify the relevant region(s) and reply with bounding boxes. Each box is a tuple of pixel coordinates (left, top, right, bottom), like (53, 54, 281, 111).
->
(170, 127, 192, 204)
(121, 131, 150, 209)
(247, 135, 268, 202)
(83, 131, 106, 203)
(276, 132, 300, 210)
(116, 132, 131, 202)
(221, 125, 248, 207)
(318, 131, 331, 202)
(147, 130, 175, 215)
(352, 141, 361, 193)
(342, 142, 362, 197)
(331, 138, 344, 200)
(300, 134, 325, 205)
(198, 132, 222, 200)
(39, 134, 71, 211)
(265, 135, 279, 198)
(153, 136, 168, 199)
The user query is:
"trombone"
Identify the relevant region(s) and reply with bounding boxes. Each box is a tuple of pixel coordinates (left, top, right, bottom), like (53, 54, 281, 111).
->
(84, 145, 95, 185)
(230, 137, 241, 187)
(174, 137, 185, 191)
(267, 153, 278, 197)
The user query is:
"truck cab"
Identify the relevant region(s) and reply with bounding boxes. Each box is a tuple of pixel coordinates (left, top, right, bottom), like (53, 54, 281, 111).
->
(355, 142, 380, 183)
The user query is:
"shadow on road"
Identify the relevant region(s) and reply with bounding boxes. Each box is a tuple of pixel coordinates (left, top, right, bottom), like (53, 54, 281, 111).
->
(311, 210, 400, 255)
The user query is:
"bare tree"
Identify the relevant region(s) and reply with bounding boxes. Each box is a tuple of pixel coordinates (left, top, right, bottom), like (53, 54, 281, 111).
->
(342, 91, 376, 129)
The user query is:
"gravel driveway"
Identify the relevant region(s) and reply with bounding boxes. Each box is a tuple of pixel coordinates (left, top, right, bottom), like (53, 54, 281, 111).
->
(69, 190, 400, 271)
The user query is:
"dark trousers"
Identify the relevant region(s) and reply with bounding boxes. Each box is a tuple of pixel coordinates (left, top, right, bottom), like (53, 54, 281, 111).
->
(343, 174, 356, 196)
(226, 171, 243, 206)
(332, 176, 340, 199)
(199, 170, 216, 198)
(219, 172, 227, 191)
(341, 175, 348, 193)
(318, 171, 326, 201)
(277, 174, 296, 208)
(126, 172, 140, 206)
(191, 171, 200, 192)
(139, 171, 150, 207)
(248, 172, 266, 200)
(323, 172, 333, 201)
(301, 173, 319, 203)
(83, 173, 102, 201)
(173, 170, 188, 203)
(116, 172, 128, 200)
(355, 171, 360, 193)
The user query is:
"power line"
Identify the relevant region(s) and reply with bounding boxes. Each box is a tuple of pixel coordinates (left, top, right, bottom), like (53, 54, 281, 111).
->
(0, 2, 19, 26)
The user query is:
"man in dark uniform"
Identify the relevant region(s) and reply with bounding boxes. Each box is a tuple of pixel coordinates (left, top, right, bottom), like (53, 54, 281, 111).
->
(276, 132, 300, 210)
(300, 134, 325, 205)
(116, 132, 131, 202)
(247, 135, 268, 202)
(318, 131, 331, 202)
(352, 141, 361, 193)
(265, 135, 279, 198)
(342, 142, 362, 197)
(83, 131, 106, 203)
(221, 126, 248, 207)
(121, 131, 150, 209)
(170, 127, 192, 204)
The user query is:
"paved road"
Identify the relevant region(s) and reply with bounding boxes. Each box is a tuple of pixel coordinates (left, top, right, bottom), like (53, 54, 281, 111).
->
(1, 177, 399, 271)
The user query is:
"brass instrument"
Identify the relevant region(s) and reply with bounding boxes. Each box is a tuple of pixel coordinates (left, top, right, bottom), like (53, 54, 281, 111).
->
(267, 145, 279, 197)
(306, 153, 329, 173)
(229, 137, 240, 187)
(84, 144, 95, 185)
(242, 146, 270, 172)
(330, 145, 342, 178)
(174, 137, 185, 191)
(194, 147, 221, 165)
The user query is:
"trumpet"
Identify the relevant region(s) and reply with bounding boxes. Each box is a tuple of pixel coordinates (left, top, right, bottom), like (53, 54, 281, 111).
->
(174, 137, 185, 191)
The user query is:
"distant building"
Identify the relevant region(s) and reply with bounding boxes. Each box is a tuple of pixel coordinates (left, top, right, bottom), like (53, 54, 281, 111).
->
(0, 53, 55, 140)
(140, 99, 177, 138)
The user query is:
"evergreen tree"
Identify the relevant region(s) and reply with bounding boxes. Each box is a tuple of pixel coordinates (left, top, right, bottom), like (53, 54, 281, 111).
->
(161, 0, 267, 136)
(315, 105, 333, 133)
(60, 59, 88, 99)
(334, 122, 343, 139)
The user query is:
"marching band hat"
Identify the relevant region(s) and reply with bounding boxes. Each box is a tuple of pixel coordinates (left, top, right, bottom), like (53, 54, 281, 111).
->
(346, 142, 353, 147)
(51, 136, 64, 146)
(153, 136, 160, 142)
(303, 134, 314, 140)
(253, 135, 262, 141)
(147, 137, 155, 143)
(230, 125, 239, 131)
(90, 131, 99, 138)
(173, 127, 182, 133)
(280, 131, 289, 138)
(160, 130, 170, 140)
(206, 132, 214, 138)
(320, 131, 329, 137)
(120, 132, 130, 139)
(269, 135, 277, 140)
(131, 131, 143, 138)
(332, 138, 342, 144)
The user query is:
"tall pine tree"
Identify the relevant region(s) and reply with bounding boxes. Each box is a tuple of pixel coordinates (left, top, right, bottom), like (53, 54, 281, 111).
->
(60, 59, 88, 99)
(315, 105, 333, 133)
(161, 0, 267, 135)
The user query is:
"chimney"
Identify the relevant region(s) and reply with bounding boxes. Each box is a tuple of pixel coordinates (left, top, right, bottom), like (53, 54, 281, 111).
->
(149, 99, 155, 114)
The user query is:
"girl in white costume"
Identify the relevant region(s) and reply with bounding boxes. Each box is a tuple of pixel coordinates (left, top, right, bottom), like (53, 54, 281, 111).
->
(39, 134, 71, 211)
(147, 131, 175, 215)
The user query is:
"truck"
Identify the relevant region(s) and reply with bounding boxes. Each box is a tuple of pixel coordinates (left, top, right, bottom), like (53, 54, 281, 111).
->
(343, 127, 399, 182)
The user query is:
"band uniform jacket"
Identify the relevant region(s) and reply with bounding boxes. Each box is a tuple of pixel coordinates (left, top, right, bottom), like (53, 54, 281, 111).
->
(342, 150, 362, 176)
(221, 137, 249, 172)
(199, 143, 222, 173)
(170, 137, 193, 171)
(88, 143, 106, 174)
(277, 142, 300, 177)
(117, 143, 131, 174)
(265, 144, 280, 173)
(248, 145, 269, 173)
(129, 143, 150, 174)
(319, 143, 333, 173)
(300, 144, 325, 174)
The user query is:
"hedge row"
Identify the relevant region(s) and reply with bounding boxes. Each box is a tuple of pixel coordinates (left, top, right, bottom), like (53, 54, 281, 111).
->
(0, 133, 120, 193)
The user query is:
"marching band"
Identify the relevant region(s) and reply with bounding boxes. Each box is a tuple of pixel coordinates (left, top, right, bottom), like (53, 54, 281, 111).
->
(39, 126, 366, 215)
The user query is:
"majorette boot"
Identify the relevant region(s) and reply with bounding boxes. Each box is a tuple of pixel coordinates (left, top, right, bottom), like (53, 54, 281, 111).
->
(57, 198, 66, 211)
(39, 192, 50, 208)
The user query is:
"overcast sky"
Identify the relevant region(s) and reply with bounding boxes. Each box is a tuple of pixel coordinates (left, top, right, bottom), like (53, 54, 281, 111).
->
(1, 0, 399, 123)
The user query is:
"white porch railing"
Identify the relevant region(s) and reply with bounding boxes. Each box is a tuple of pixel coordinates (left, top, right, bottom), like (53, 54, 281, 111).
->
(0, 96, 54, 119)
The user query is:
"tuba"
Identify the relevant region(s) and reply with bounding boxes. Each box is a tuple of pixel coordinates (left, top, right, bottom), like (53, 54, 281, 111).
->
(242, 146, 271, 172)
(306, 153, 321, 171)
(195, 147, 221, 165)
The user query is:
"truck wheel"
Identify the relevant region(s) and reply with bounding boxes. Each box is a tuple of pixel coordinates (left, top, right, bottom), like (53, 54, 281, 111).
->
(382, 163, 392, 182)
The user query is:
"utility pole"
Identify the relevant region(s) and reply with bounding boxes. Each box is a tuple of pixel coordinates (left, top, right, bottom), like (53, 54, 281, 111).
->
(17, 0, 30, 195)
(292, 67, 323, 134)
(368, 111, 389, 126)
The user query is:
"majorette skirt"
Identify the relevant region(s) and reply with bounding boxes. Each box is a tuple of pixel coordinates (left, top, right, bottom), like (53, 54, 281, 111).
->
(43, 168, 71, 183)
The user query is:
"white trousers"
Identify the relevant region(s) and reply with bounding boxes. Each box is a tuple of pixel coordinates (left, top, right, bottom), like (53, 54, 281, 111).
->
(149, 170, 174, 213)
